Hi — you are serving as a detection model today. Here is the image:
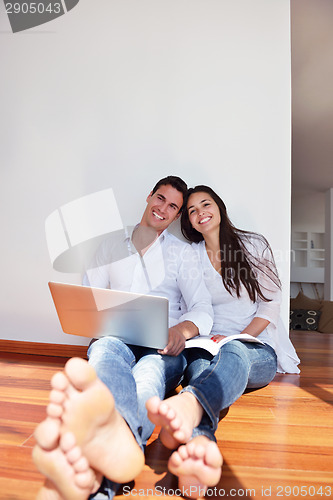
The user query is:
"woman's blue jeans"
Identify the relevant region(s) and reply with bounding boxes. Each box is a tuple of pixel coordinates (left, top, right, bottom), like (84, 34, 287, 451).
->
(182, 340, 277, 441)
(87, 336, 186, 499)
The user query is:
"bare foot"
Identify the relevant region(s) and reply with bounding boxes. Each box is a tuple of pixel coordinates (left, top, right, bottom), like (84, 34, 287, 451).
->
(168, 435, 223, 499)
(146, 393, 204, 449)
(33, 419, 100, 500)
(46, 357, 144, 484)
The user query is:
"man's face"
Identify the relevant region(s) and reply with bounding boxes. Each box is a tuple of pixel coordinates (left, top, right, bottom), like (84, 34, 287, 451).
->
(140, 184, 183, 234)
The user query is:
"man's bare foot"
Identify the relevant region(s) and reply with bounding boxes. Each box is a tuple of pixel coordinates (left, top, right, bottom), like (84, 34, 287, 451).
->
(146, 393, 204, 449)
(168, 435, 223, 499)
(33, 419, 101, 500)
(46, 357, 144, 484)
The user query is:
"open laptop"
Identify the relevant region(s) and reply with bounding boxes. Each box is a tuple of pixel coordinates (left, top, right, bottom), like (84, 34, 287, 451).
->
(48, 282, 169, 349)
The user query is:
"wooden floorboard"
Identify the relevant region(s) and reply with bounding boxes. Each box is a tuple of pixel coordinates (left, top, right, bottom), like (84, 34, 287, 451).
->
(0, 331, 332, 499)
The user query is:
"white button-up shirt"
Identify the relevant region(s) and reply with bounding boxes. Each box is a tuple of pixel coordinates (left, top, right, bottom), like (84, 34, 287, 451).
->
(83, 227, 213, 335)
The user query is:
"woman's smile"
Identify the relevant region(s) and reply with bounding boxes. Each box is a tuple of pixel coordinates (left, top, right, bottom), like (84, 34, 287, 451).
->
(199, 216, 212, 225)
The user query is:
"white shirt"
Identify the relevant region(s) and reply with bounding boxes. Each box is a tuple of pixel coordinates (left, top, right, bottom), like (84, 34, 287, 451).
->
(83, 227, 213, 335)
(193, 239, 300, 374)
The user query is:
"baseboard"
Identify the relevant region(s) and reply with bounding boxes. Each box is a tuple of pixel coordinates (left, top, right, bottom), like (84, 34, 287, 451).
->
(0, 339, 88, 358)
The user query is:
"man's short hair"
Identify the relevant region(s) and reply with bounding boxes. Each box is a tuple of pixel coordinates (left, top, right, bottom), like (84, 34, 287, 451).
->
(152, 176, 188, 212)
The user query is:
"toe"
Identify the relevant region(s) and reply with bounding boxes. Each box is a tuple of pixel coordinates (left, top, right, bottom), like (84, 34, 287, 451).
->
(60, 431, 77, 452)
(47, 402, 63, 418)
(173, 428, 189, 443)
(169, 450, 182, 468)
(169, 415, 182, 431)
(178, 444, 190, 460)
(34, 418, 60, 450)
(75, 469, 95, 489)
(159, 401, 171, 417)
(190, 443, 205, 459)
(51, 371, 69, 391)
(65, 445, 82, 464)
(166, 407, 177, 420)
(49, 389, 66, 405)
(206, 442, 223, 467)
(146, 396, 161, 414)
(65, 358, 97, 390)
(72, 455, 89, 473)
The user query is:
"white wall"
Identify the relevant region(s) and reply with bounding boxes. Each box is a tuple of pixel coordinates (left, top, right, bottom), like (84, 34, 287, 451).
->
(0, 0, 292, 345)
(291, 192, 325, 232)
(325, 189, 333, 300)
(290, 192, 325, 298)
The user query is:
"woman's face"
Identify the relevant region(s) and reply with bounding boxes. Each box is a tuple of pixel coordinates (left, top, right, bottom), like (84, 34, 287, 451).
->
(187, 191, 221, 236)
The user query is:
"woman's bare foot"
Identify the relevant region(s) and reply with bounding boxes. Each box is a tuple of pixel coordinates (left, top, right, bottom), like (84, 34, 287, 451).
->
(45, 357, 144, 484)
(168, 435, 223, 499)
(33, 419, 101, 500)
(146, 393, 204, 449)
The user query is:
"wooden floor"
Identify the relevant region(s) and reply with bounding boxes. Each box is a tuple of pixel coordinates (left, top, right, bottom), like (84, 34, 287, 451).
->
(1, 331, 333, 500)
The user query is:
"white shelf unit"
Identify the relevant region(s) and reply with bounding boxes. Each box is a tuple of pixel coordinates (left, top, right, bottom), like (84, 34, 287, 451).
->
(291, 231, 325, 283)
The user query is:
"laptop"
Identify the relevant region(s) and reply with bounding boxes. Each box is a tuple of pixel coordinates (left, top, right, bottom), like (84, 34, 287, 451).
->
(48, 281, 169, 349)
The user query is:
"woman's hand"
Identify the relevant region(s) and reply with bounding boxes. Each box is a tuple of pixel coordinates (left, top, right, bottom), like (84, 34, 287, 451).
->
(211, 334, 227, 343)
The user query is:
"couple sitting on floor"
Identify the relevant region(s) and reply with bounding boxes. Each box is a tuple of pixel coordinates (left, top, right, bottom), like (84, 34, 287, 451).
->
(33, 175, 300, 500)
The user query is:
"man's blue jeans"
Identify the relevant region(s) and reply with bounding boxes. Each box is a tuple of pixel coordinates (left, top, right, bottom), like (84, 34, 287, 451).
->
(87, 336, 186, 499)
(87, 336, 186, 449)
(182, 340, 277, 441)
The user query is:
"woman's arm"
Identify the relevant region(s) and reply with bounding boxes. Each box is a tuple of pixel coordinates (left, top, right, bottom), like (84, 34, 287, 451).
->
(211, 317, 270, 342)
(239, 317, 270, 337)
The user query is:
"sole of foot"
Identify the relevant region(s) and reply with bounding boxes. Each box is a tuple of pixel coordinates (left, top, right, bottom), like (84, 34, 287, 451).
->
(33, 429, 100, 500)
(46, 357, 145, 484)
(168, 436, 223, 499)
(146, 394, 203, 449)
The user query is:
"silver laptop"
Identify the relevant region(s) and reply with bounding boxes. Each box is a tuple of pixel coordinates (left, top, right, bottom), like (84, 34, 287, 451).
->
(48, 281, 169, 349)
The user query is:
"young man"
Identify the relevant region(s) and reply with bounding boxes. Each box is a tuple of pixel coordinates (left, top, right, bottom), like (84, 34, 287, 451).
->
(33, 176, 213, 500)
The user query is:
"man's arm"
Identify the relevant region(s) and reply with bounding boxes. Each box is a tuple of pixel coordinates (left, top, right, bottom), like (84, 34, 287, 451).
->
(82, 239, 111, 289)
(158, 244, 213, 357)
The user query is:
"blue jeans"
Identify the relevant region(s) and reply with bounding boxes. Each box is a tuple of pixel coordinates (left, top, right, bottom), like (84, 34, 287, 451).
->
(182, 340, 277, 441)
(87, 336, 186, 499)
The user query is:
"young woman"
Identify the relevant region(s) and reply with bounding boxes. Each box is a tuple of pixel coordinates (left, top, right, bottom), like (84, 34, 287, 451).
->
(147, 185, 300, 498)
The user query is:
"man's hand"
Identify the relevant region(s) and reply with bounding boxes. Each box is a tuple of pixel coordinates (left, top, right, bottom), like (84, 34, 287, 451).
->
(158, 321, 199, 356)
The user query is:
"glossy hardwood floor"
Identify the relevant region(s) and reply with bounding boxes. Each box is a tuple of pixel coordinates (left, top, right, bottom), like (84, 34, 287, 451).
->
(0, 331, 332, 500)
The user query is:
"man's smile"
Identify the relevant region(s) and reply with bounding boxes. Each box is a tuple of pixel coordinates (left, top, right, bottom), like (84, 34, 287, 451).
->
(152, 211, 165, 221)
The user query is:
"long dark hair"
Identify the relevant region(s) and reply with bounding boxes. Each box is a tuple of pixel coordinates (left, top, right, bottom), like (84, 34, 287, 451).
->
(181, 185, 281, 302)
